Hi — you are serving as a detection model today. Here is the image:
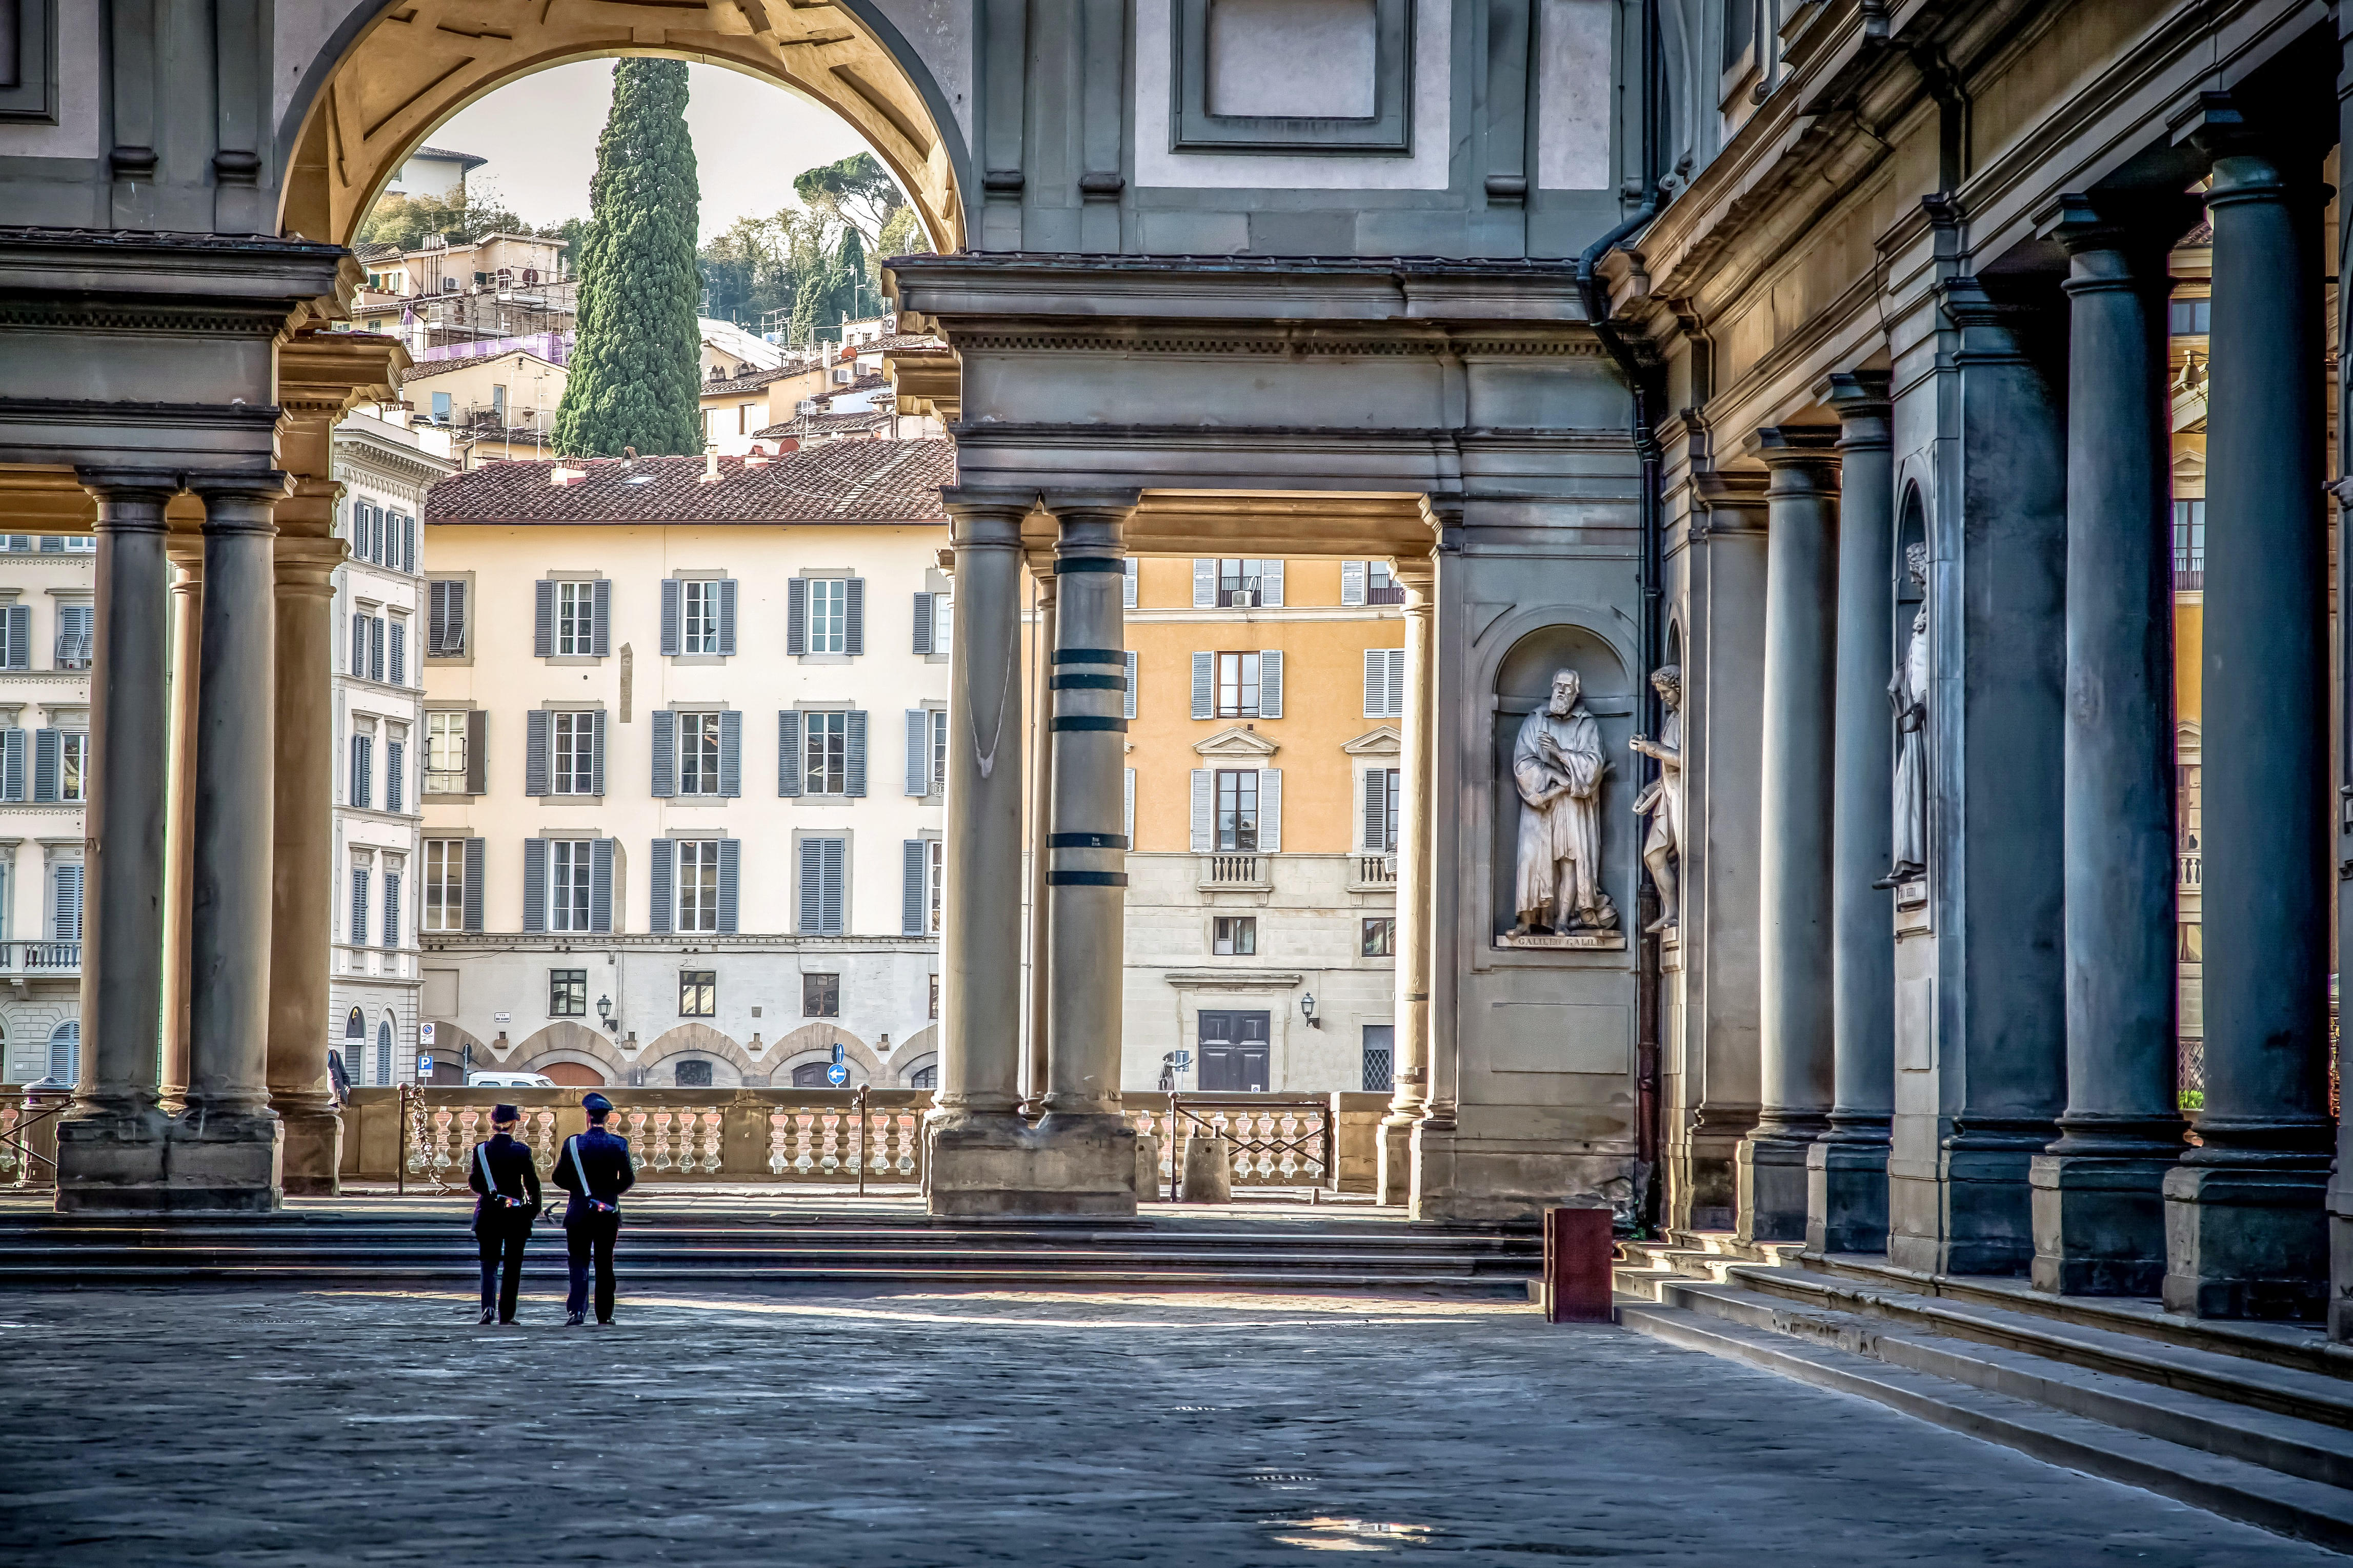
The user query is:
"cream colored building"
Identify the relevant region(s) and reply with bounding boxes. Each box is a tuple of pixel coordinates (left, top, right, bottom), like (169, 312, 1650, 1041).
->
(418, 439, 957, 1090)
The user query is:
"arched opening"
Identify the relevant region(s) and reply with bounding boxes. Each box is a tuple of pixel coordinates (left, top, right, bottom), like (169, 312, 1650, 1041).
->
(278, 4, 969, 253)
(376, 1017, 395, 1087)
(46, 1021, 80, 1086)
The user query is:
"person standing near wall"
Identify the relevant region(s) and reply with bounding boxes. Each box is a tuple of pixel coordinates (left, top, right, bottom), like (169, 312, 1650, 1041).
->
(552, 1092, 635, 1326)
(467, 1104, 542, 1325)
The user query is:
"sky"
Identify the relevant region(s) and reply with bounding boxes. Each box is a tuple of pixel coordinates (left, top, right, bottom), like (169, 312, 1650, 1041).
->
(426, 60, 884, 243)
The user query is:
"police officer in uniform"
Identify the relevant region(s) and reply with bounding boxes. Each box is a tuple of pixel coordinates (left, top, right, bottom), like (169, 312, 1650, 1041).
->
(552, 1091, 635, 1326)
(467, 1104, 542, 1325)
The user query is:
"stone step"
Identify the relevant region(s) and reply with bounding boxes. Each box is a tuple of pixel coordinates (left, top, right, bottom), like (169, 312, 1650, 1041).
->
(1618, 1292, 2353, 1553)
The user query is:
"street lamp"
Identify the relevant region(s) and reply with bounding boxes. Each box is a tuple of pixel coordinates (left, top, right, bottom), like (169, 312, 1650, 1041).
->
(1300, 992, 1321, 1029)
(597, 994, 618, 1033)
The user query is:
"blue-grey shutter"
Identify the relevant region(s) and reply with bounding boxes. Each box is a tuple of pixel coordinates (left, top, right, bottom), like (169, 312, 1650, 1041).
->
(660, 579, 681, 656)
(383, 872, 400, 948)
(904, 710, 928, 796)
(844, 577, 865, 655)
(786, 577, 807, 655)
(798, 838, 823, 933)
(1190, 769, 1213, 852)
(350, 735, 366, 807)
(1123, 558, 1138, 607)
(846, 709, 867, 797)
(592, 579, 611, 657)
(650, 709, 676, 798)
(462, 838, 484, 932)
(591, 709, 607, 797)
(38, 534, 61, 554)
(0, 729, 25, 801)
(524, 710, 550, 798)
(31, 729, 57, 802)
(389, 621, 406, 686)
(719, 709, 742, 797)
(534, 579, 554, 658)
(1260, 768, 1282, 852)
(387, 740, 405, 813)
(649, 839, 675, 934)
(777, 710, 802, 796)
(902, 840, 925, 935)
(1191, 653, 1213, 719)
(404, 513, 417, 574)
(1124, 651, 1138, 720)
(821, 838, 846, 934)
(718, 579, 737, 656)
(591, 839, 614, 933)
(3, 604, 28, 669)
(350, 612, 366, 676)
(521, 840, 548, 932)
(717, 838, 740, 933)
(1259, 649, 1283, 719)
(52, 863, 82, 941)
(912, 592, 933, 655)
(370, 617, 385, 682)
(350, 867, 369, 945)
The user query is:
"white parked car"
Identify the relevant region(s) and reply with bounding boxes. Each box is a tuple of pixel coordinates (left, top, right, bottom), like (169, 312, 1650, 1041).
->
(467, 1072, 556, 1089)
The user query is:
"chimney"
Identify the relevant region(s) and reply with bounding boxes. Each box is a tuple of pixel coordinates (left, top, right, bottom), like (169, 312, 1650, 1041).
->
(550, 464, 587, 486)
(700, 446, 720, 483)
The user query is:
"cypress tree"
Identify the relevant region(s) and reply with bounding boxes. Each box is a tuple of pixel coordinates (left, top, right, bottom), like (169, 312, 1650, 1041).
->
(553, 60, 702, 458)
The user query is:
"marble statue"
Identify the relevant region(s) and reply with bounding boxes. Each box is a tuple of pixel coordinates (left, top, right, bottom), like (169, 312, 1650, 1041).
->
(1630, 664, 1682, 933)
(1512, 668, 1618, 935)
(1876, 544, 1930, 889)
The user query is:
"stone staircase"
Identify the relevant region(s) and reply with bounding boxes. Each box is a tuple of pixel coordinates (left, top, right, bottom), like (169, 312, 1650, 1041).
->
(1612, 1232, 2353, 1551)
(0, 1199, 1542, 1298)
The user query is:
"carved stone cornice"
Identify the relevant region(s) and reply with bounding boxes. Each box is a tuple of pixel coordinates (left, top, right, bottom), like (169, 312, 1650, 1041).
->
(0, 227, 353, 332)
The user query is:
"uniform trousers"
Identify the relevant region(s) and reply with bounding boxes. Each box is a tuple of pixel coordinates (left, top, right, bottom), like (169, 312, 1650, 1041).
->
(565, 1211, 621, 1321)
(476, 1219, 531, 1321)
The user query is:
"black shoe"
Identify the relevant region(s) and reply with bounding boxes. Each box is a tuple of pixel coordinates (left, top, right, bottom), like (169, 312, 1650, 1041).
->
(595, 1317, 614, 1327)
(478, 1307, 496, 1325)
(566, 1311, 586, 1326)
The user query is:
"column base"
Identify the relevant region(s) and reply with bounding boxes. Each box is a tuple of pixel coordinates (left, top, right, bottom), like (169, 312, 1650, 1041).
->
(2329, 1182, 2353, 1343)
(2028, 1151, 2173, 1296)
(1805, 1134, 1888, 1254)
(926, 1109, 1138, 1218)
(2162, 1159, 2328, 1321)
(278, 1105, 344, 1197)
(1376, 1114, 1415, 1206)
(1407, 1118, 1637, 1226)
(1735, 1129, 1817, 1244)
(57, 1108, 283, 1213)
(1668, 1118, 1751, 1234)
(1887, 1130, 2045, 1277)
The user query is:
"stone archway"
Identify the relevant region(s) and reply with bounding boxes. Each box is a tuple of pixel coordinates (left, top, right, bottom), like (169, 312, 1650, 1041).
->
(512, 1020, 632, 1083)
(276, 1, 969, 252)
(769, 1020, 883, 1086)
(640, 1022, 755, 1087)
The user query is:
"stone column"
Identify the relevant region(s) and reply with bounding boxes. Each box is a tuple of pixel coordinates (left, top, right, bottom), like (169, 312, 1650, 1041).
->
(268, 536, 346, 1195)
(2334, 10, 2353, 1346)
(1023, 555, 1058, 1112)
(53, 470, 177, 1211)
(159, 546, 202, 1106)
(2032, 197, 2187, 1295)
(928, 490, 1033, 1215)
(176, 473, 290, 1210)
(1811, 375, 1895, 1254)
(1034, 490, 1141, 1214)
(1738, 427, 1841, 1243)
(2166, 108, 2332, 1320)
(1377, 555, 1437, 1205)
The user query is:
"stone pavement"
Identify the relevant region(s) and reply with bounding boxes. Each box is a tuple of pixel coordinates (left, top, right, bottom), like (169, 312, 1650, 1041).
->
(0, 1288, 2339, 1566)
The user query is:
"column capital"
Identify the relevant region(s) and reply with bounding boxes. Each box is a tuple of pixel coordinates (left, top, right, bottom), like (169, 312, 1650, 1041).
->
(1390, 553, 1437, 606)
(1045, 490, 1137, 558)
(1036, 486, 1141, 523)
(186, 469, 291, 503)
(75, 466, 182, 509)
(190, 471, 290, 537)
(273, 534, 348, 595)
(1818, 372, 1892, 452)
(939, 485, 1034, 548)
(1745, 426, 1841, 496)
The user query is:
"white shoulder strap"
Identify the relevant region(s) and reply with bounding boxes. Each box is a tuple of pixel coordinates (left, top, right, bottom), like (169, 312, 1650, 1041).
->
(569, 1132, 593, 1196)
(476, 1141, 504, 1199)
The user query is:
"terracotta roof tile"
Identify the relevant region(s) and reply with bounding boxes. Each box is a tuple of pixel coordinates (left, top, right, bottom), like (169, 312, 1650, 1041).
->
(700, 360, 816, 397)
(426, 438, 955, 525)
(753, 410, 895, 438)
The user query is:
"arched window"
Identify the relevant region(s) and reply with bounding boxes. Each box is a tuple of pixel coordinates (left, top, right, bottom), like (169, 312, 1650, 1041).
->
(909, 1064, 937, 1090)
(375, 1019, 393, 1086)
(346, 1007, 366, 1038)
(674, 1058, 714, 1087)
(47, 1019, 80, 1084)
(790, 1061, 828, 1088)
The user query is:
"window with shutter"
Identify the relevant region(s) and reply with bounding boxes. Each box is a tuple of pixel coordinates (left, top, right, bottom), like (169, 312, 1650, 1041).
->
(802, 711, 848, 795)
(777, 710, 803, 796)
(371, 616, 387, 682)
(462, 837, 484, 932)
(1192, 559, 1215, 608)
(534, 579, 555, 658)
(912, 592, 933, 655)
(350, 865, 371, 945)
(660, 579, 681, 656)
(0, 603, 29, 669)
(1124, 651, 1138, 720)
(1362, 768, 1392, 852)
(32, 729, 58, 803)
(383, 872, 400, 949)
(351, 734, 373, 809)
(717, 579, 737, 656)
(719, 709, 743, 797)
(901, 839, 926, 934)
(786, 577, 808, 655)
(674, 839, 721, 932)
(1191, 651, 1214, 719)
(650, 709, 676, 797)
(521, 840, 548, 932)
(389, 621, 407, 686)
(1259, 649, 1283, 718)
(904, 710, 928, 796)
(423, 839, 466, 932)
(592, 579, 612, 657)
(386, 740, 405, 813)
(592, 709, 607, 798)
(845, 710, 867, 797)
(0, 729, 25, 802)
(798, 836, 848, 935)
(54, 603, 92, 670)
(1340, 560, 1367, 606)
(591, 839, 615, 933)
(718, 839, 740, 934)
(524, 711, 550, 798)
(465, 709, 489, 795)
(1363, 648, 1406, 717)
(1215, 652, 1261, 718)
(648, 839, 675, 934)
(1190, 769, 1213, 852)
(51, 862, 83, 942)
(428, 579, 468, 656)
(349, 612, 367, 676)
(845, 577, 866, 655)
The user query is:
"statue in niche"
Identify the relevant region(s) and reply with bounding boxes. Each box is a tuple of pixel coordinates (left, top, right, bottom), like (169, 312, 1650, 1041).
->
(1875, 544, 1931, 889)
(1630, 665, 1682, 933)
(1511, 668, 1619, 936)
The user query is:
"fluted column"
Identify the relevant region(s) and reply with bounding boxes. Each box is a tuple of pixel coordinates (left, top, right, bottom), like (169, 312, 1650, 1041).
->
(2033, 196, 2187, 1296)
(1810, 375, 1895, 1254)
(53, 471, 176, 1211)
(1031, 491, 1142, 1213)
(1378, 554, 1436, 1205)
(2166, 105, 2332, 1320)
(177, 473, 289, 1210)
(930, 491, 1031, 1213)
(1738, 427, 1841, 1243)
(1023, 555, 1058, 1112)
(160, 546, 202, 1106)
(268, 536, 346, 1195)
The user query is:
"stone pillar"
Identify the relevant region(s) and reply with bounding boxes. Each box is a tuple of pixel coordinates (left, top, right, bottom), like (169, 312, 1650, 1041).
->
(1035, 490, 1141, 1214)
(1023, 556, 1058, 1112)
(53, 471, 177, 1211)
(1737, 427, 1841, 1244)
(2032, 197, 2187, 1296)
(268, 537, 346, 1195)
(2333, 10, 2353, 1345)
(928, 490, 1033, 1214)
(1667, 473, 1768, 1233)
(1377, 555, 1437, 1205)
(159, 547, 202, 1105)
(176, 473, 290, 1210)
(2165, 109, 2332, 1320)
(1811, 375, 1895, 1255)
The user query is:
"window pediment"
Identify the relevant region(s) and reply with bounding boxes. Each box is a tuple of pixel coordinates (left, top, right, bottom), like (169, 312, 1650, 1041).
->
(1342, 724, 1401, 756)
(1193, 724, 1278, 759)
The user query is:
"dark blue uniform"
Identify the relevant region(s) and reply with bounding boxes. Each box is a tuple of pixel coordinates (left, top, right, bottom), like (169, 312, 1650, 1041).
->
(551, 1125, 635, 1323)
(466, 1132, 543, 1322)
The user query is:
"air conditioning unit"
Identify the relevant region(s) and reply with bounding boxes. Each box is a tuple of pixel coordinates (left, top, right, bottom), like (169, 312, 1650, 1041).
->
(833, 367, 851, 383)
(795, 400, 818, 417)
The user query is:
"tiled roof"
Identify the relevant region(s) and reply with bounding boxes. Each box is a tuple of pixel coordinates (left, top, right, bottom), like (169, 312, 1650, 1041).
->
(753, 410, 895, 439)
(700, 360, 815, 397)
(400, 345, 560, 383)
(412, 146, 490, 169)
(353, 241, 404, 262)
(426, 438, 955, 525)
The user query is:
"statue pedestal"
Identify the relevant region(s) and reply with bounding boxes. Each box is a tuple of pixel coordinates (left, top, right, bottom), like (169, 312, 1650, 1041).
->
(1495, 931, 1627, 952)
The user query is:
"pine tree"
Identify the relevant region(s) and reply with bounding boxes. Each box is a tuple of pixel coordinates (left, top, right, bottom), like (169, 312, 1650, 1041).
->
(552, 60, 702, 458)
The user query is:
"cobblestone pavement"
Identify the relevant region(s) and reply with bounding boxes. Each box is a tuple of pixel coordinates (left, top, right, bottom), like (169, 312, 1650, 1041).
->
(0, 1288, 2337, 1566)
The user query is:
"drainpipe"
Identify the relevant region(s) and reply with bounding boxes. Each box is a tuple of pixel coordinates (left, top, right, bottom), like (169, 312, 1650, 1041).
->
(1574, 0, 1665, 1231)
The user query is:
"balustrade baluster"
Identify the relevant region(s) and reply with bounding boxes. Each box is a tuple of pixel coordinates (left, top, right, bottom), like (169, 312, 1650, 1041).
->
(651, 1111, 676, 1172)
(793, 1112, 817, 1175)
(624, 1111, 650, 1168)
(768, 1112, 791, 1175)
(700, 1111, 724, 1174)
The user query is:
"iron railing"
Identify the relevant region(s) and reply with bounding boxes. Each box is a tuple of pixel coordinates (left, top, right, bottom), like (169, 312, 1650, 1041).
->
(1132, 1094, 1336, 1196)
(0, 1086, 67, 1188)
